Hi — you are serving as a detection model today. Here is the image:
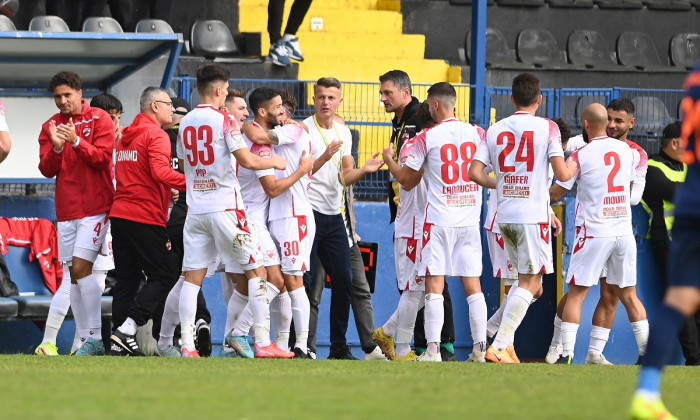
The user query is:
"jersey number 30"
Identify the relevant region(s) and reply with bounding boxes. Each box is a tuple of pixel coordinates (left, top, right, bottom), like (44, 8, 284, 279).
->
(182, 125, 214, 166)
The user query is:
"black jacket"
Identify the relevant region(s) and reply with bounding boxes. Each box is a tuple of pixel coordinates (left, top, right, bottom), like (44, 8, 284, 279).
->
(388, 96, 422, 223)
(166, 125, 187, 228)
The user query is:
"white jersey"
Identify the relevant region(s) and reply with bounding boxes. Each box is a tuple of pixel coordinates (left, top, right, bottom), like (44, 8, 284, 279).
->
(394, 134, 427, 239)
(560, 136, 635, 237)
(237, 131, 274, 227)
(474, 111, 563, 225)
(0, 99, 8, 132)
(405, 118, 482, 227)
(626, 139, 648, 205)
(305, 116, 352, 216)
(177, 105, 247, 215)
(269, 123, 314, 220)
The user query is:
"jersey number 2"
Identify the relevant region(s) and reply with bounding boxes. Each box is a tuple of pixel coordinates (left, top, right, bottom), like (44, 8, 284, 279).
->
(182, 125, 214, 166)
(604, 151, 624, 193)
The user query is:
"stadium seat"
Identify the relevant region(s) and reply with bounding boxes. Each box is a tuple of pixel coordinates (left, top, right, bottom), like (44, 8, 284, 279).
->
(691, 0, 700, 9)
(466, 27, 519, 67)
(497, 0, 545, 6)
(643, 0, 692, 9)
(567, 30, 619, 69)
(0, 0, 18, 18)
(546, 0, 594, 7)
(189, 20, 239, 59)
(28, 15, 70, 32)
(670, 33, 700, 69)
(630, 95, 672, 153)
(516, 28, 569, 68)
(82, 17, 123, 33)
(616, 31, 666, 69)
(135, 18, 174, 34)
(594, 0, 644, 8)
(0, 14, 15, 31)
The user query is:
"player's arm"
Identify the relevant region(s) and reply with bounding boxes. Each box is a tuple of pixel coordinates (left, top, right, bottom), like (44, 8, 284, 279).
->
(233, 147, 286, 171)
(342, 152, 385, 186)
(550, 155, 578, 182)
(149, 132, 186, 190)
(468, 160, 497, 190)
(59, 116, 114, 170)
(550, 183, 570, 203)
(259, 151, 314, 198)
(38, 121, 64, 178)
(242, 121, 277, 145)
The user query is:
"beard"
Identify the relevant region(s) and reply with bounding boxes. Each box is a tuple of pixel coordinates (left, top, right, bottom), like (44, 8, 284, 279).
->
(582, 129, 589, 143)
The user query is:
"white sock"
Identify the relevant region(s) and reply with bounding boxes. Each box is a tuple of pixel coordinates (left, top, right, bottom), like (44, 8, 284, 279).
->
(271, 291, 292, 351)
(70, 282, 88, 342)
(467, 292, 487, 345)
(246, 277, 272, 347)
(382, 309, 399, 337)
(551, 315, 563, 347)
(43, 272, 71, 344)
(631, 320, 649, 356)
(225, 290, 248, 342)
(488, 284, 517, 338)
(119, 317, 137, 336)
(493, 287, 533, 351)
(289, 287, 309, 352)
(424, 293, 444, 353)
(178, 281, 200, 350)
(71, 329, 81, 353)
(395, 290, 424, 357)
(77, 273, 103, 340)
(282, 33, 296, 42)
(588, 325, 610, 356)
(93, 271, 107, 293)
(561, 321, 579, 357)
(158, 276, 184, 350)
(221, 273, 234, 305)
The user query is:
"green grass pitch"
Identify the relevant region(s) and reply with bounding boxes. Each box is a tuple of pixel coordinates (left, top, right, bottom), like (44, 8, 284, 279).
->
(0, 355, 696, 419)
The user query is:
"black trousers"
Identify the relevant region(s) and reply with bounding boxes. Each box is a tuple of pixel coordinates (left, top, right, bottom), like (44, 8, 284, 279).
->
(413, 280, 456, 348)
(111, 217, 179, 330)
(267, 0, 312, 44)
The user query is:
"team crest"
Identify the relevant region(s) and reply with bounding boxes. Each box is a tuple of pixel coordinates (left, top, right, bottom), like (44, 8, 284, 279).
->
(539, 223, 550, 244)
(573, 237, 586, 253)
(298, 216, 308, 241)
(291, 257, 296, 264)
(82, 126, 91, 138)
(406, 238, 418, 263)
(415, 277, 423, 285)
(165, 240, 172, 250)
(496, 233, 505, 249)
(507, 260, 514, 271)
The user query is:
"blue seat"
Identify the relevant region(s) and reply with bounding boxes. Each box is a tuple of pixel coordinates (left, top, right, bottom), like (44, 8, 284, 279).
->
(28, 15, 70, 32)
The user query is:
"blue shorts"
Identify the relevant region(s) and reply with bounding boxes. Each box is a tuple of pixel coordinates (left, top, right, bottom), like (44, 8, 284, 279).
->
(668, 217, 700, 288)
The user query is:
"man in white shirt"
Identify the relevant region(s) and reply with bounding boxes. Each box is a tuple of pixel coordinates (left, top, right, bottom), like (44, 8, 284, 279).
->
(303, 77, 384, 360)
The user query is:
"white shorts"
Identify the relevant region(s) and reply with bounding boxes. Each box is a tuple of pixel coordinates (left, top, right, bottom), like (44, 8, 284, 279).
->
(394, 237, 425, 291)
(269, 215, 315, 275)
(419, 224, 482, 277)
(93, 229, 114, 272)
(228, 221, 282, 274)
(499, 223, 553, 275)
(566, 235, 637, 288)
(486, 231, 517, 280)
(182, 210, 263, 272)
(57, 212, 109, 263)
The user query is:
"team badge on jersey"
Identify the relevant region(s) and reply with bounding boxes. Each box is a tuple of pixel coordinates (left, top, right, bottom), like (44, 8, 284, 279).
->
(165, 240, 172, 251)
(496, 233, 505, 250)
(82, 126, 91, 138)
(406, 238, 417, 263)
(422, 223, 432, 246)
(234, 209, 251, 233)
(539, 223, 550, 244)
(297, 215, 308, 241)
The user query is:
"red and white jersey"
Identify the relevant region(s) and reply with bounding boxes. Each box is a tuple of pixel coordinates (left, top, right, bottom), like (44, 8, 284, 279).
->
(563, 136, 635, 237)
(626, 139, 648, 205)
(176, 104, 247, 215)
(394, 134, 427, 239)
(269, 123, 313, 221)
(237, 132, 274, 227)
(474, 111, 563, 224)
(405, 118, 482, 227)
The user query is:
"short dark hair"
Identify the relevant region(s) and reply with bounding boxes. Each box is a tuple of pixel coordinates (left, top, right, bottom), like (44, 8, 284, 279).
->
(552, 117, 571, 143)
(661, 121, 681, 148)
(226, 88, 246, 103)
(607, 98, 635, 116)
(90, 93, 123, 113)
(511, 73, 540, 107)
(48, 71, 82, 92)
(416, 101, 435, 129)
(379, 70, 412, 94)
(196, 64, 230, 95)
(314, 77, 342, 91)
(427, 82, 456, 109)
(248, 87, 280, 116)
(280, 90, 298, 114)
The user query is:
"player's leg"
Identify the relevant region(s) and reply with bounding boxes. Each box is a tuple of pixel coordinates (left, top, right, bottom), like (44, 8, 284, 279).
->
(417, 224, 447, 362)
(271, 285, 292, 351)
(157, 275, 185, 357)
(545, 292, 566, 364)
(586, 275, 618, 365)
(35, 265, 71, 356)
(348, 242, 386, 360)
(559, 284, 590, 364)
(280, 0, 312, 61)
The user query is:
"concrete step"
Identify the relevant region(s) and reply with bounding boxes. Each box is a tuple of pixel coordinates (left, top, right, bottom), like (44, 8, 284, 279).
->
(288, 32, 425, 60)
(240, 0, 379, 10)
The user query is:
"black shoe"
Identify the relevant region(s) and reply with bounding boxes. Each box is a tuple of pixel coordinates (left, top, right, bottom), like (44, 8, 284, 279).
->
(195, 321, 212, 357)
(327, 344, 359, 360)
(109, 342, 128, 356)
(110, 329, 145, 356)
(555, 354, 573, 364)
(440, 346, 458, 362)
(636, 355, 643, 365)
(293, 347, 312, 359)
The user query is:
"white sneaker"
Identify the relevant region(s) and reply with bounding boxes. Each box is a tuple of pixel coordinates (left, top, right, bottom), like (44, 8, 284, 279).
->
(417, 351, 442, 362)
(308, 351, 317, 360)
(545, 343, 563, 364)
(467, 351, 486, 362)
(584, 352, 613, 365)
(364, 346, 389, 361)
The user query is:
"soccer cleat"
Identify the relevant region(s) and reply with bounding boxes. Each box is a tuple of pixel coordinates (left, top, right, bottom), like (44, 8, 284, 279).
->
(505, 345, 521, 363)
(195, 320, 212, 357)
(371, 327, 396, 360)
(308, 351, 317, 360)
(283, 37, 304, 61)
(395, 350, 419, 361)
(74, 338, 105, 356)
(585, 352, 613, 365)
(225, 332, 254, 359)
(109, 343, 127, 356)
(364, 346, 390, 361)
(181, 347, 200, 358)
(292, 347, 312, 359)
(467, 351, 486, 362)
(555, 354, 573, 364)
(254, 342, 295, 359)
(545, 343, 563, 364)
(328, 344, 359, 360)
(629, 394, 678, 420)
(218, 344, 239, 358)
(156, 345, 181, 357)
(440, 346, 458, 362)
(35, 341, 59, 356)
(636, 355, 644, 366)
(267, 40, 291, 67)
(110, 329, 145, 356)
(417, 351, 442, 362)
(485, 345, 518, 364)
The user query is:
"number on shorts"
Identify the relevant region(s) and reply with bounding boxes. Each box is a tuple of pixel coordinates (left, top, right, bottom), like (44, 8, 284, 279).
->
(439, 142, 476, 184)
(182, 125, 215, 166)
(604, 151, 624, 193)
(283, 241, 299, 257)
(93, 222, 102, 237)
(497, 130, 534, 173)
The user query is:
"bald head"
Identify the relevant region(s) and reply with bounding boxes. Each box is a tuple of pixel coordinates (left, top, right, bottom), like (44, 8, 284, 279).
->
(581, 103, 608, 138)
